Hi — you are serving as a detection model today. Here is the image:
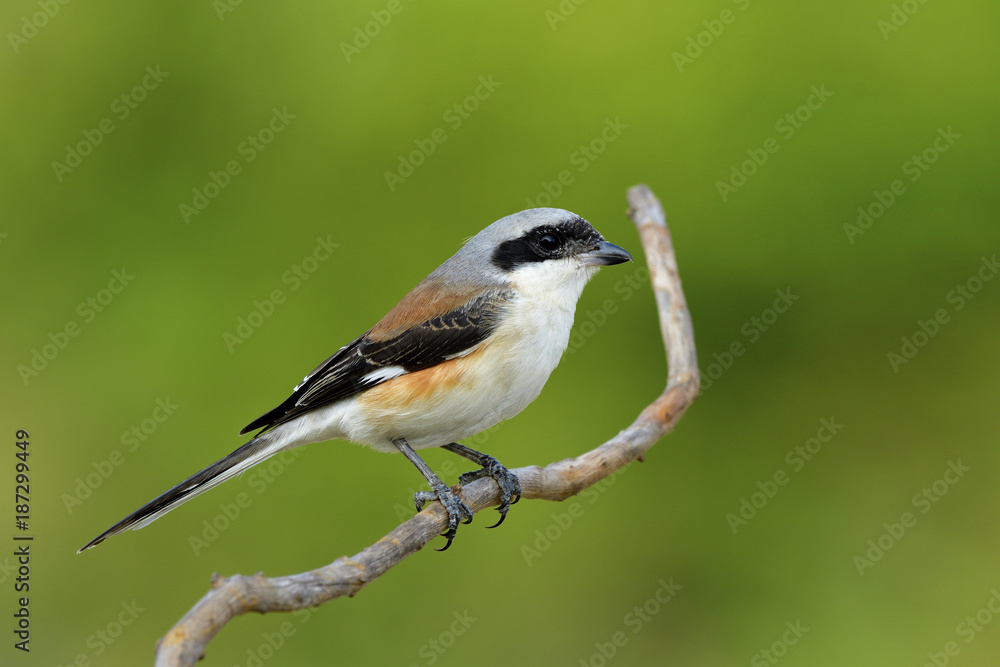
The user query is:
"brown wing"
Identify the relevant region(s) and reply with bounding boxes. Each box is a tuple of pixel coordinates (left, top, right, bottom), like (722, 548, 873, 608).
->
(239, 287, 513, 435)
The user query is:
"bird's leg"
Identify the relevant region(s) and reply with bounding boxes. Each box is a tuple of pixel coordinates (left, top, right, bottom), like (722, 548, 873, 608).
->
(442, 442, 521, 529)
(392, 438, 472, 551)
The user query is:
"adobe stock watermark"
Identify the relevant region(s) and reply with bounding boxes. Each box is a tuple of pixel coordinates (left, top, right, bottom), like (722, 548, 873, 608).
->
(405, 610, 477, 667)
(877, 0, 933, 41)
(213, 0, 245, 21)
(222, 235, 340, 352)
(701, 287, 799, 392)
(189, 447, 307, 555)
(521, 463, 633, 566)
(7, 0, 74, 54)
(340, 0, 416, 63)
(178, 107, 296, 224)
(56, 599, 145, 666)
(750, 620, 809, 667)
(727, 417, 843, 534)
(672, 0, 753, 73)
(384, 75, 501, 192)
(716, 84, 833, 202)
(886, 254, 997, 372)
(232, 606, 319, 667)
(844, 126, 959, 244)
(545, 0, 590, 30)
(853, 459, 970, 575)
(566, 263, 649, 355)
(523, 116, 628, 208)
(578, 577, 682, 667)
(62, 397, 180, 514)
(51, 65, 169, 182)
(17, 267, 135, 386)
(921, 589, 1000, 667)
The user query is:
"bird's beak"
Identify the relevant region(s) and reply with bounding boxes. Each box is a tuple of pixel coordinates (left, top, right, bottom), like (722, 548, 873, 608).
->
(580, 240, 633, 266)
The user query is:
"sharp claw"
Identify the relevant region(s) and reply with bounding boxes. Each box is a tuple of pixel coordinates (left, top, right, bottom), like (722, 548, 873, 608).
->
(412, 484, 472, 551)
(412, 451, 521, 548)
(454, 457, 521, 530)
(413, 490, 435, 513)
(435, 531, 456, 551)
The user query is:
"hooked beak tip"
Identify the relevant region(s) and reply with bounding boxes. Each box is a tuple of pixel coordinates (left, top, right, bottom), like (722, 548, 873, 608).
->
(581, 240, 633, 266)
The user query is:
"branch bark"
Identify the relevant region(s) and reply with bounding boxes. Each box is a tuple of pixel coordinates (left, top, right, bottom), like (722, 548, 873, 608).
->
(154, 184, 700, 666)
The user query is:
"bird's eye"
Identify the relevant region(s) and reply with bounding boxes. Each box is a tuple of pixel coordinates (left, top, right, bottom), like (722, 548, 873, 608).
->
(537, 233, 561, 252)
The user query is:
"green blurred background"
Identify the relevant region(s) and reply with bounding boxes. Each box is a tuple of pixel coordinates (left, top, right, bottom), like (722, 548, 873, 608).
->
(3, 1, 999, 665)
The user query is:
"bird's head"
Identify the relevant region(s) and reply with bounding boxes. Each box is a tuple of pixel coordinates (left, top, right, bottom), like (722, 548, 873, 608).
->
(446, 208, 633, 300)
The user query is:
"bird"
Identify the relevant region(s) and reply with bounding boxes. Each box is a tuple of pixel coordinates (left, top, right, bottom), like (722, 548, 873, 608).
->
(79, 208, 632, 553)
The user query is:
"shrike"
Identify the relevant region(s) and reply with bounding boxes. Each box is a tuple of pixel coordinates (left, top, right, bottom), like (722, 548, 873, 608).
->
(80, 208, 632, 552)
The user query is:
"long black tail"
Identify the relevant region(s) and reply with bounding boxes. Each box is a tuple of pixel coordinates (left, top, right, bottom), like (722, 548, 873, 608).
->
(78, 430, 284, 552)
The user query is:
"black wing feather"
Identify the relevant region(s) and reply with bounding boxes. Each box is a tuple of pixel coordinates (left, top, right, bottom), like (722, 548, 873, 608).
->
(239, 290, 511, 435)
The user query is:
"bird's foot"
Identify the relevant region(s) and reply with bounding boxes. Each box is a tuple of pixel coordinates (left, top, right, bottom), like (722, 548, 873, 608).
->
(458, 456, 521, 528)
(414, 482, 473, 551)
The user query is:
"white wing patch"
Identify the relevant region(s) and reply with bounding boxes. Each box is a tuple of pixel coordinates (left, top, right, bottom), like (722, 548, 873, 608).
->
(362, 366, 408, 383)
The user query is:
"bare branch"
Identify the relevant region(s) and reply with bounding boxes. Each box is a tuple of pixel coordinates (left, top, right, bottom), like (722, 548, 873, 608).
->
(154, 184, 700, 666)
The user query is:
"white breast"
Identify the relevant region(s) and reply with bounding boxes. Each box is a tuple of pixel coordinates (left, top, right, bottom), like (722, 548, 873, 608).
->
(271, 258, 599, 453)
